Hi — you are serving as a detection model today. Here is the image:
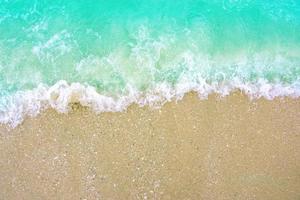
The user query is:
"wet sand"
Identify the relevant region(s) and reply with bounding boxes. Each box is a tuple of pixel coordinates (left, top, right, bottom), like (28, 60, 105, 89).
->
(0, 92, 299, 200)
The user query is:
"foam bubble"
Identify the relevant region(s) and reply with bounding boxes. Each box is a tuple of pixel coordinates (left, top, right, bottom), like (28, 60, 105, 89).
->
(0, 79, 299, 128)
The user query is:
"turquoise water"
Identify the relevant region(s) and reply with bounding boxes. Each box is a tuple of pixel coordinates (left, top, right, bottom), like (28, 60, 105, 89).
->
(0, 0, 300, 126)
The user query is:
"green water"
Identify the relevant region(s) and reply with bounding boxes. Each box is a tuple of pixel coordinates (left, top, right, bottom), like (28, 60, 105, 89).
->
(0, 0, 300, 126)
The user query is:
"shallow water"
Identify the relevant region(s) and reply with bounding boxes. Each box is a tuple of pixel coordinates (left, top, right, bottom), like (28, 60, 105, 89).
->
(0, 0, 300, 126)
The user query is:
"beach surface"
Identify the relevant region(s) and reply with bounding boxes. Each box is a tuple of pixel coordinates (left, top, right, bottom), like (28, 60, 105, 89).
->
(0, 92, 299, 200)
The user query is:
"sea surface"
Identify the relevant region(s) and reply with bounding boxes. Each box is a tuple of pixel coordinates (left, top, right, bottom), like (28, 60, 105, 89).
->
(0, 0, 300, 126)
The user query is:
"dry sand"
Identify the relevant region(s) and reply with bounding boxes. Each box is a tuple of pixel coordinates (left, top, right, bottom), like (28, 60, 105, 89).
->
(0, 92, 299, 200)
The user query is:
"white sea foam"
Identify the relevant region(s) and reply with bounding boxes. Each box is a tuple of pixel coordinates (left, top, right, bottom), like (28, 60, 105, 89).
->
(0, 79, 299, 128)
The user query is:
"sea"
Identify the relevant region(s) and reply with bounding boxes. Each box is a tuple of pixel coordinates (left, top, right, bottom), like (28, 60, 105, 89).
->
(0, 0, 299, 127)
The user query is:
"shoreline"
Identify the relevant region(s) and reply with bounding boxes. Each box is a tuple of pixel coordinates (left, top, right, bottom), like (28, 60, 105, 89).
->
(1, 80, 300, 128)
(0, 92, 300, 199)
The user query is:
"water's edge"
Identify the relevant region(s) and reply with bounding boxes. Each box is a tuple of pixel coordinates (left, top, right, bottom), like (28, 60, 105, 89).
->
(1, 80, 299, 128)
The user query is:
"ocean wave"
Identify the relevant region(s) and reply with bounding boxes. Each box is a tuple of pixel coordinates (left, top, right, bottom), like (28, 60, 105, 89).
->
(0, 79, 299, 128)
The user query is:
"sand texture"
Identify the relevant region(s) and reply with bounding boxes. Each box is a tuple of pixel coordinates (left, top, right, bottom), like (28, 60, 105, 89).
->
(0, 93, 300, 200)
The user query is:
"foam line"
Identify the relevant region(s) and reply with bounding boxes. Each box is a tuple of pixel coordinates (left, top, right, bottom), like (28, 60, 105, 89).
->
(0, 79, 299, 128)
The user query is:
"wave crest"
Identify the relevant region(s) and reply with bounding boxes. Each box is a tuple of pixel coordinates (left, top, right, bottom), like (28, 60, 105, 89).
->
(0, 79, 299, 128)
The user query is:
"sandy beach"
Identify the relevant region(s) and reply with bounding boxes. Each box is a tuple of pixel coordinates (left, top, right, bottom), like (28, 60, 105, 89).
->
(0, 92, 299, 200)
